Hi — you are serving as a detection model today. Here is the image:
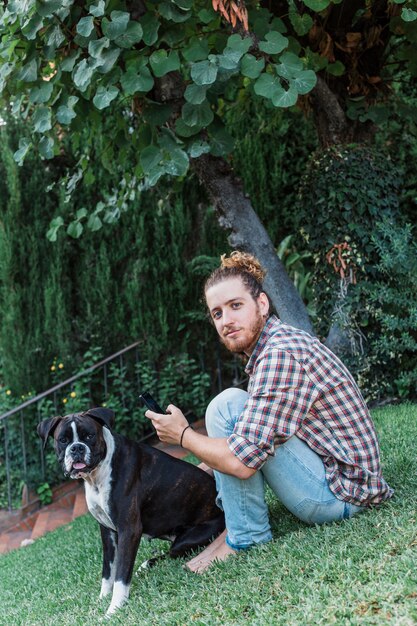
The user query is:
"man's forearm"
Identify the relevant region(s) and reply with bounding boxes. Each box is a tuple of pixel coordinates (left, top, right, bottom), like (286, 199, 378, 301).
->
(181, 428, 256, 480)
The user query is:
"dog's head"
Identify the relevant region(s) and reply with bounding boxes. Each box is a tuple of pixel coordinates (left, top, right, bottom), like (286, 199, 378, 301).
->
(37, 407, 115, 479)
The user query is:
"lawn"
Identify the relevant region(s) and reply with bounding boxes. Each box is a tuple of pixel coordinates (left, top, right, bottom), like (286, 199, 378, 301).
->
(0, 404, 416, 626)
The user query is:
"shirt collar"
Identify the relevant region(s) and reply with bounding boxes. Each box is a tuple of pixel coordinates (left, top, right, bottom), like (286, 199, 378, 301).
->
(245, 314, 279, 375)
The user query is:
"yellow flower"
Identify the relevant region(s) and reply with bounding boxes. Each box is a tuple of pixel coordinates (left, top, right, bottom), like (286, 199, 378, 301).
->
(58, 363, 64, 369)
(70, 391, 76, 398)
(63, 398, 68, 404)
(6, 389, 11, 396)
(51, 365, 56, 372)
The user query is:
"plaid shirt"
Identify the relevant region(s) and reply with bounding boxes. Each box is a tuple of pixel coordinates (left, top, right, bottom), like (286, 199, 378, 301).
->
(227, 315, 393, 507)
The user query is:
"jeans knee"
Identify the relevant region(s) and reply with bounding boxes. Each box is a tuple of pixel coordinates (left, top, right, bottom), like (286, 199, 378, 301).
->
(205, 388, 248, 437)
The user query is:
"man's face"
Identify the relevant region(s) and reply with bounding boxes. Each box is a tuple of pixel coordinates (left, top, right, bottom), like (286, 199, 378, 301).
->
(205, 277, 269, 356)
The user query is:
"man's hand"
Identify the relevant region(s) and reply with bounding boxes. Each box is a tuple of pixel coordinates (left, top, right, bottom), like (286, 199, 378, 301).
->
(147, 405, 256, 480)
(145, 404, 188, 446)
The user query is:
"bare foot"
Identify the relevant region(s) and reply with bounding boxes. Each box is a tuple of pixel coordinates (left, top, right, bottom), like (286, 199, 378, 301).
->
(187, 529, 227, 567)
(185, 530, 236, 573)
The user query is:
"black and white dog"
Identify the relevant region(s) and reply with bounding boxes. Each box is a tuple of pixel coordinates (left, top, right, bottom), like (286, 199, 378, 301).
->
(37, 407, 225, 616)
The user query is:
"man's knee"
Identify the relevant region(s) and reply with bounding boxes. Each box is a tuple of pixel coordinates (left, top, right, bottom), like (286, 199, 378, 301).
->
(205, 387, 248, 437)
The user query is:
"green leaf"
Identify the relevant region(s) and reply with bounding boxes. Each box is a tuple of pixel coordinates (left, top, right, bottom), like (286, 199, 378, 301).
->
(39, 135, 54, 159)
(17, 58, 37, 82)
(172, 0, 193, 9)
(93, 84, 119, 109)
(184, 83, 208, 105)
(22, 13, 43, 40)
(46, 24, 65, 49)
(114, 21, 143, 48)
(121, 65, 154, 94)
(182, 101, 214, 127)
(76, 208, 88, 220)
(164, 147, 189, 176)
(191, 58, 218, 85)
(13, 138, 31, 166)
(87, 214, 103, 232)
(271, 84, 298, 108)
(289, 11, 313, 36)
(140, 13, 160, 46)
(198, 7, 217, 23)
(302, 0, 331, 9)
(46, 216, 64, 242)
(29, 82, 53, 104)
(67, 221, 83, 239)
(402, 8, 417, 21)
(327, 60, 345, 76)
(227, 34, 252, 55)
(218, 48, 242, 71)
(0, 63, 14, 92)
(33, 106, 52, 132)
(258, 31, 288, 55)
(208, 123, 234, 157)
(159, 2, 191, 23)
(241, 54, 265, 79)
(149, 50, 180, 77)
(102, 11, 130, 40)
(275, 52, 303, 79)
(36, 0, 62, 17)
(140, 145, 163, 173)
(77, 16, 95, 37)
(292, 70, 317, 95)
(56, 103, 77, 125)
(188, 139, 210, 158)
(94, 47, 121, 74)
(254, 73, 281, 98)
(88, 37, 110, 59)
(89, 0, 105, 17)
(61, 50, 80, 72)
(182, 38, 210, 62)
(72, 59, 94, 91)
(175, 118, 201, 137)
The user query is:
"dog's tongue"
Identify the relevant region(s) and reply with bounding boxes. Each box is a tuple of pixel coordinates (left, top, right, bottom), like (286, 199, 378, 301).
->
(73, 462, 87, 470)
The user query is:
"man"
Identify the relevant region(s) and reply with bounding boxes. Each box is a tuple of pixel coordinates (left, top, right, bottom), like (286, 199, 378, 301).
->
(146, 252, 393, 573)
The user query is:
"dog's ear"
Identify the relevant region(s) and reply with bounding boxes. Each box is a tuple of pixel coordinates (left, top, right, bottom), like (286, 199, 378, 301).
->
(85, 407, 115, 429)
(37, 416, 63, 449)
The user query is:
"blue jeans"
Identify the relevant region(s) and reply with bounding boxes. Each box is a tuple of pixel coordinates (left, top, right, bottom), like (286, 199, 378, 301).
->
(206, 388, 364, 550)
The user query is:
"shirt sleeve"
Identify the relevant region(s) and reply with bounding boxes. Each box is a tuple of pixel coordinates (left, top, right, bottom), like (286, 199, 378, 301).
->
(227, 349, 319, 469)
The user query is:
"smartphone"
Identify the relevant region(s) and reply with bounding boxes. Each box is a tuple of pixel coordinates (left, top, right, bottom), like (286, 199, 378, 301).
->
(139, 391, 166, 414)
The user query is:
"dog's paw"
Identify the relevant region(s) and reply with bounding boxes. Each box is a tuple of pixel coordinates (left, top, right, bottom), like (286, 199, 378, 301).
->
(104, 581, 130, 617)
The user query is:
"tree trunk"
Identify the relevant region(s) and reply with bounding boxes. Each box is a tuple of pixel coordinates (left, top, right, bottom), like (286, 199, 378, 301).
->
(191, 153, 315, 335)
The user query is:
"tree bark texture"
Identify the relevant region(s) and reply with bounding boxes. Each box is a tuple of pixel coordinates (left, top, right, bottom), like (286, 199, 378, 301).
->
(192, 154, 315, 335)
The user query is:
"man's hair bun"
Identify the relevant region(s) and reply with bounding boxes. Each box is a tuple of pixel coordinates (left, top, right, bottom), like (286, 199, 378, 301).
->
(220, 251, 267, 283)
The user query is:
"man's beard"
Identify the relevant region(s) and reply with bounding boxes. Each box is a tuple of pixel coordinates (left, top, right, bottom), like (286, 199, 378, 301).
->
(220, 308, 265, 355)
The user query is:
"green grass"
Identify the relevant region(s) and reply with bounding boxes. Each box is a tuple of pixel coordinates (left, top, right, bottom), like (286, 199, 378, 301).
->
(1, 404, 416, 625)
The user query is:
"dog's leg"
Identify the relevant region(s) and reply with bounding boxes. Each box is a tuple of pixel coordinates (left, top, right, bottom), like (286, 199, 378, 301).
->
(99, 526, 118, 600)
(105, 526, 142, 617)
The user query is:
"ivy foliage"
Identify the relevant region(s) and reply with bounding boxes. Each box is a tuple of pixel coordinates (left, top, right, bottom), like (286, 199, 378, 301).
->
(1, 1, 417, 236)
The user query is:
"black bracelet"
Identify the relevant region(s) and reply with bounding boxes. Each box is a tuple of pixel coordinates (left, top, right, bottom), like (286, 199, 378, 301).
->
(180, 424, 193, 448)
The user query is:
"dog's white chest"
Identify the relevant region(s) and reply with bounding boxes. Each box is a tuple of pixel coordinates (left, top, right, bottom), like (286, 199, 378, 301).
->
(84, 428, 116, 531)
(85, 481, 115, 531)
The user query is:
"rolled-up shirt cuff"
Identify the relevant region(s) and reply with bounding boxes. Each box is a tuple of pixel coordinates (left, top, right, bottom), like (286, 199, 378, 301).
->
(227, 433, 269, 470)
